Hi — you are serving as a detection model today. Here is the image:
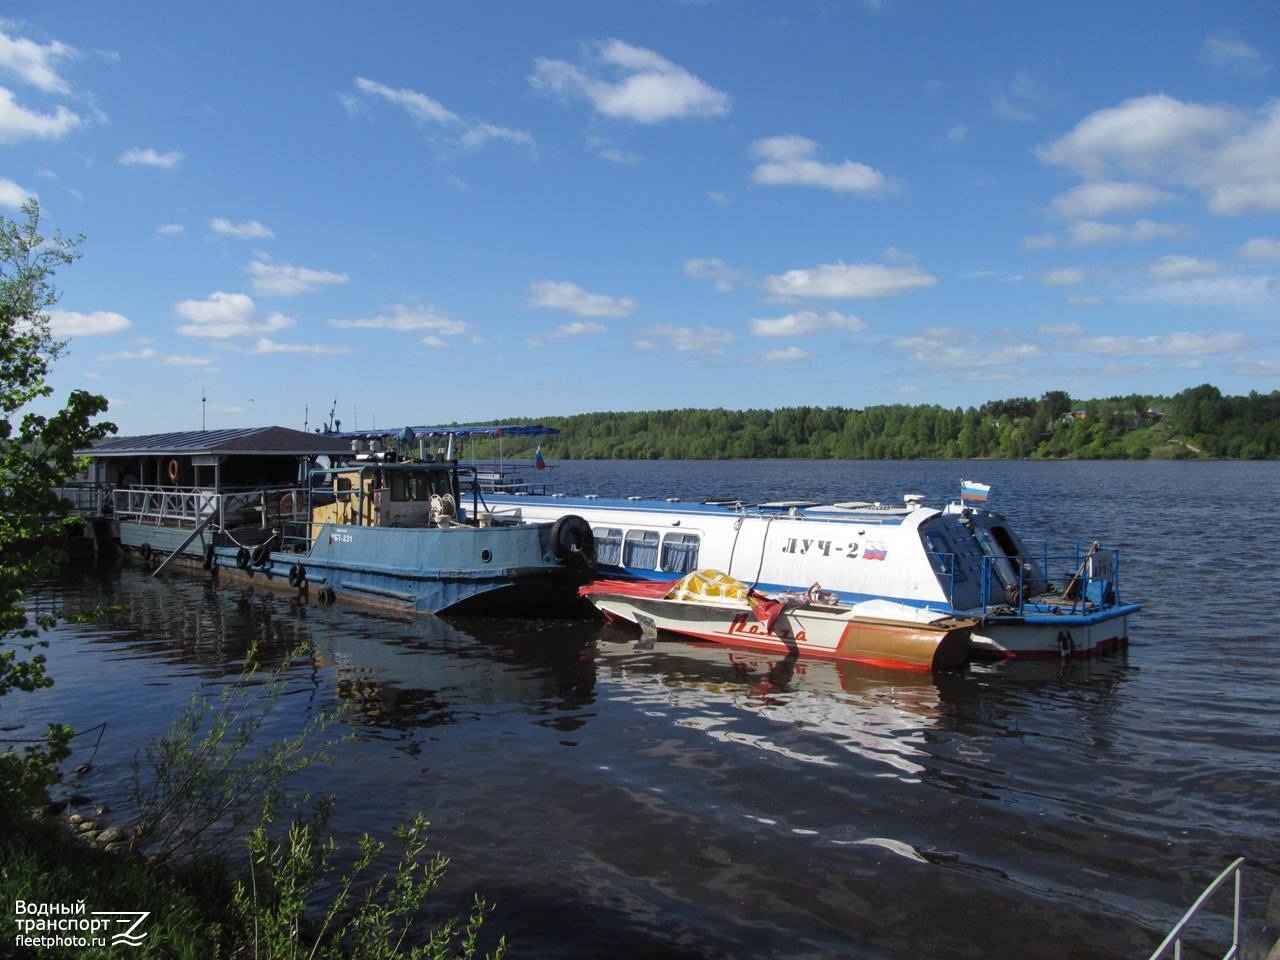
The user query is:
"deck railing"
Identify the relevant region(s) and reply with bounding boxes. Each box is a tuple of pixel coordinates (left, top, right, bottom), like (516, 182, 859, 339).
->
(51, 482, 114, 517)
(1146, 857, 1244, 960)
(112, 484, 295, 530)
(931, 543, 1124, 616)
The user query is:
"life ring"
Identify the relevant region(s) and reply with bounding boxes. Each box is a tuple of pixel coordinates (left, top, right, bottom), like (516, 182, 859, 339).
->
(251, 543, 271, 567)
(235, 547, 251, 569)
(202, 543, 215, 570)
(550, 515, 595, 567)
(288, 563, 306, 588)
(167, 459, 179, 483)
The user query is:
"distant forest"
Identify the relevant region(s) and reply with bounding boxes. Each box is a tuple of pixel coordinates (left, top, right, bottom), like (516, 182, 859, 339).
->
(461, 384, 1279, 461)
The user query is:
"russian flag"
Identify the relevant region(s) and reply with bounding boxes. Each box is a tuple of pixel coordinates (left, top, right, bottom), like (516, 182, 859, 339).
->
(534, 445, 546, 470)
(960, 479, 991, 503)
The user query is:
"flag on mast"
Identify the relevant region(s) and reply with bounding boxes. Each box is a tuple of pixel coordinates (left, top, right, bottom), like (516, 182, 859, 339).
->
(960, 479, 991, 503)
(534, 445, 546, 470)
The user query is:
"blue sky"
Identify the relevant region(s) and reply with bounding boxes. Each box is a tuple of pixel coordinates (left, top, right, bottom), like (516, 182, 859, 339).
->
(3, 2, 1278, 434)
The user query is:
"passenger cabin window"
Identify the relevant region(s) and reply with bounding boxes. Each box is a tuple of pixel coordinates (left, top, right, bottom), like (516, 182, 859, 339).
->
(661, 532, 700, 573)
(622, 529, 660, 569)
(593, 527, 623, 565)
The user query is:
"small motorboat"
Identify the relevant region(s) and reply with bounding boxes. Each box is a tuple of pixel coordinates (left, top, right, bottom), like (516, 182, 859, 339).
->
(582, 569, 975, 672)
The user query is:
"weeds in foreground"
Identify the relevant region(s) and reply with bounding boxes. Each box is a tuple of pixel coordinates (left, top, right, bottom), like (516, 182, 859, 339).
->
(232, 812, 506, 960)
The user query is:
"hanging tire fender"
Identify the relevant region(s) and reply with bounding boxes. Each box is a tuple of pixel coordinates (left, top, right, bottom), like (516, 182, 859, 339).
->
(235, 547, 251, 569)
(550, 515, 595, 567)
(288, 563, 306, 588)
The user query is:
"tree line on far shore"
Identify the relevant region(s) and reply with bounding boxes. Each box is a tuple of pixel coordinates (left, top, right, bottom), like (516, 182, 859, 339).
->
(462, 385, 1279, 461)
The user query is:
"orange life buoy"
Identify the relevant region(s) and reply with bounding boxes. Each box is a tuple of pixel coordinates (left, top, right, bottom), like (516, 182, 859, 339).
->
(167, 458, 180, 483)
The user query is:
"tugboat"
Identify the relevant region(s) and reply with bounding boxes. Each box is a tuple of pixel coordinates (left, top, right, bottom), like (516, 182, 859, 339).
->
(78, 426, 594, 615)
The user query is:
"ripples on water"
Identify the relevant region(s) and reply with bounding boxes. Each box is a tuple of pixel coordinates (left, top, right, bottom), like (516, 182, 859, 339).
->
(9, 460, 1279, 959)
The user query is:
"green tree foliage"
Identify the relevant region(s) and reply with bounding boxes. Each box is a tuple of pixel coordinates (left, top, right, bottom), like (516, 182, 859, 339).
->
(459, 387, 1279, 462)
(0, 200, 115, 809)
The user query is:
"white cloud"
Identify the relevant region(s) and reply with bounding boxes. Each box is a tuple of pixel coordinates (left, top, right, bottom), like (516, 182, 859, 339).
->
(156, 223, 184, 237)
(749, 310, 866, 337)
(351, 77, 534, 153)
(241, 338, 352, 355)
(530, 39, 730, 124)
(683, 257, 743, 292)
(763, 261, 937, 300)
(246, 257, 350, 297)
(891, 335, 1047, 368)
(1128, 275, 1279, 310)
(1068, 218, 1185, 246)
(97, 347, 157, 361)
(0, 176, 34, 209)
(1050, 181, 1175, 219)
(175, 291, 293, 338)
(528, 279, 636, 317)
(1040, 268, 1087, 286)
(353, 77, 459, 126)
(0, 27, 76, 95)
(706, 190, 731, 206)
(1037, 94, 1280, 216)
(598, 146, 641, 164)
(329, 304, 467, 336)
(1067, 293, 1105, 306)
(549, 321, 607, 338)
(646, 323, 734, 354)
(992, 70, 1046, 123)
(162, 354, 218, 367)
(750, 135, 894, 195)
(1022, 233, 1058, 251)
(1201, 31, 1272, 75)
(0, 86, 85, 143)
(760, 346, 810, 363)
(48, 310, 131, 336)
(1036, 322, 1086, 336)
(1237, 236, 1280, 261)
(1072, 331, 1247, 357)
(119, 147, 184, 170)
(1148, 255, 1220, 281)
(945, 123, 969, 144)
(209, 217, 274, 240)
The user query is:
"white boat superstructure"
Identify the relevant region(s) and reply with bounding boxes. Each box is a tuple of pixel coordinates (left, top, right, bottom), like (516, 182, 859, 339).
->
(480, 489, 1138, 660)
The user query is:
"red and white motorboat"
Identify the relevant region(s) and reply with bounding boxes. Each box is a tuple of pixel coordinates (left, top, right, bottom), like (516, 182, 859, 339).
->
(582, 570, 976, 672)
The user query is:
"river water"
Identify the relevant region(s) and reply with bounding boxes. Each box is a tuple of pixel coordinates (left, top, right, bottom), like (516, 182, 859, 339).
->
(10, 459, 1280, 958)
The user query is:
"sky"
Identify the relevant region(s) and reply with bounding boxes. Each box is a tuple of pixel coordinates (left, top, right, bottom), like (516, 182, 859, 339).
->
(2, 2, 1278, 435)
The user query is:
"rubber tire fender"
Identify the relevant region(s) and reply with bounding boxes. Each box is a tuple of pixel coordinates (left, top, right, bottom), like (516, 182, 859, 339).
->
(550, 514, 595, 567)
(235, 547, 251, 569)
(288, 563, 306, 588)
(251, 543, 271, 567)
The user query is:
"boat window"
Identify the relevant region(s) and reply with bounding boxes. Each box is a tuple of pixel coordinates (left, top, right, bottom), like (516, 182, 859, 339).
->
(622, 529, 660, 569)
(661, 532, 700, 573)
(593, 527, 623, 565)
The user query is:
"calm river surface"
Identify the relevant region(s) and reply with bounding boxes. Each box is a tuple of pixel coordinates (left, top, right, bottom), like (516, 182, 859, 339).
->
(12, 459, 1280, 958)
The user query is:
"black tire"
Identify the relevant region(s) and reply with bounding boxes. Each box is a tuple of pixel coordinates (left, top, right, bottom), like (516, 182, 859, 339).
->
(235, 547, 251, 569)
(288, 563, 305, 588)
(251, 543, 270, 567)
(550, 515, 595, 567)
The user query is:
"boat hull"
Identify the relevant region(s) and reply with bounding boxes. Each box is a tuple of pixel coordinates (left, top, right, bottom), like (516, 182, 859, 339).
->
(121, 519, 590, 616)
(583, 584, 973, 672)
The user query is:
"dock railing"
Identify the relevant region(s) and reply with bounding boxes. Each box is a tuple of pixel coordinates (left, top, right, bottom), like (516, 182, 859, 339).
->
(52, 482, 114, 517)
(1146, 857, 1244, 960)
